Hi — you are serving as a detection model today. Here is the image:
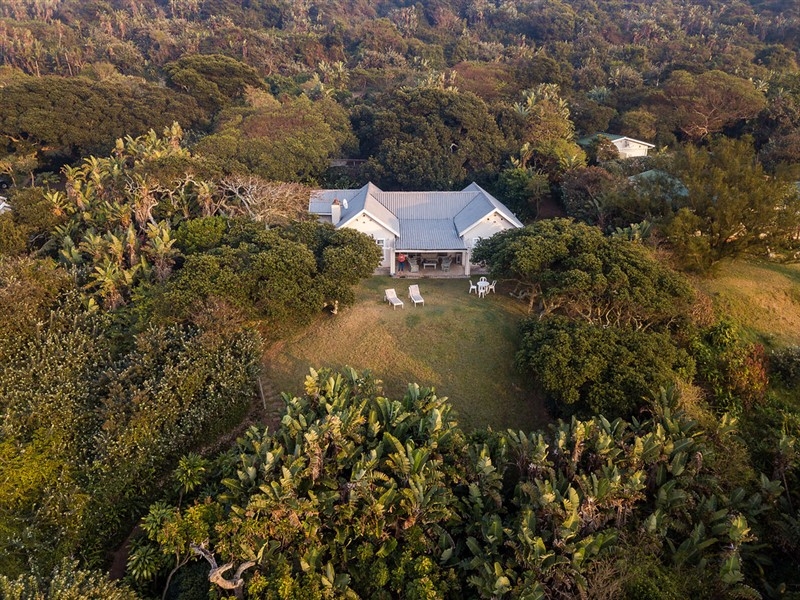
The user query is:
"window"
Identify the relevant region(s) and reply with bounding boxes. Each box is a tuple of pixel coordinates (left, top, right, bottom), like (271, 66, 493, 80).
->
(472, 237, 482, 248)
(374, 238, 385, 248)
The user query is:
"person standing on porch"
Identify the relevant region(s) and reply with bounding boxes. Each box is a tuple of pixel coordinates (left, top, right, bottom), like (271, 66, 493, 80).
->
(397, 253, 407, 272)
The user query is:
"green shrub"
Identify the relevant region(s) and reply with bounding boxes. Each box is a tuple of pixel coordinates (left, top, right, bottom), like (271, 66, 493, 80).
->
(690, 320, 769, 413)
(175, 216, 227, 254)
(771, 346, 800, 386)
(516, 316, 695, 418)
(0, 214, 29, 256)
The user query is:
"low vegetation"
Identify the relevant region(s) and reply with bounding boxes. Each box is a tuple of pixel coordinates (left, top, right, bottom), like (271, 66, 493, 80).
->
(693, 260, 800, 348)
(267, 276, 548, 432)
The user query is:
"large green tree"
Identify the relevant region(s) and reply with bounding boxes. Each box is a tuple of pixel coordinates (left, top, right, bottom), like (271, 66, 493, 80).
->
(472, 219, 694, 328)
(161, 219, 381, 331)
(664, 136, 800, 271)
(660, 70, 767, 141)
(194, 93, 354, 183)
(0, 75, 205, 165)
(516, 316, 694, 416)
(163, 54, 263, 115)
(355, 87, 506, 189)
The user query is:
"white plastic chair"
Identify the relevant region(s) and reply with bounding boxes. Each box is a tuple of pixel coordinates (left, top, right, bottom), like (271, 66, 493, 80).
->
(408, 284, 424, 307)
(487, 280, 497, 294)
(478, 276, 488, 283)
(384, 288, 404, 309)
(468, 280, 477, 294)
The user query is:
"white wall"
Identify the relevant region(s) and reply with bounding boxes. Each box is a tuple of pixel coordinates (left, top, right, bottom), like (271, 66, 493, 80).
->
(340, 213, 396, 267)
(466, 213, 516, 244)
(465, 213, 517, 264)
(613, 139, 650, 158)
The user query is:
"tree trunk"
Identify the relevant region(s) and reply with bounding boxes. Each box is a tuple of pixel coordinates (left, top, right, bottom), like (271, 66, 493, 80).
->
(191, 543, 256, 599)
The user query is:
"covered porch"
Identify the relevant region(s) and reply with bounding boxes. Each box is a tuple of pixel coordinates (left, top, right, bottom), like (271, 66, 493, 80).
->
(391, 250, 481, 277)
(380, 252, 488, 279)
(386, 219, 485, 277)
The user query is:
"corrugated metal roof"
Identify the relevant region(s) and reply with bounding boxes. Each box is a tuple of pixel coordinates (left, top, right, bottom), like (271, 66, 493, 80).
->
(457, 183, 523, 232)
(454, 194, 493, 234)
(364, 184, 400, 234)
(308, 188, 362, 215)
(308, 200, 331, 214)
(375, 191, 478, 219)
(397, 220, 466, 251)
(337, 183, 400, 235)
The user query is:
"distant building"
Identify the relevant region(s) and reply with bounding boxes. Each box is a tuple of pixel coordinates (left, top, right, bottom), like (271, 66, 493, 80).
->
(0, 197, 10, 215)
(579, 133, 655, 159)
(309, 182, 523, 276)
(628, 170, 689, 206)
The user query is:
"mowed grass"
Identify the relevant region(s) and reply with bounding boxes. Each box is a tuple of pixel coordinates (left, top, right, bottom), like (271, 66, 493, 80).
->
(265, 276, 549, 432)
(695, 259, 800, 348)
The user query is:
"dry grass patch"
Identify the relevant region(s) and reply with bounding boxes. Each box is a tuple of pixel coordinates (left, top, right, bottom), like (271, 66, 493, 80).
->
(265, 276, 549, 432)
(694, 260, 800, 348)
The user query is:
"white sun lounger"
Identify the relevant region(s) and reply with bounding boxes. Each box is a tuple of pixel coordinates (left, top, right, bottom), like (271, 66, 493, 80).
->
(384, 288, 404, 309)
(408, 284, 424, 307)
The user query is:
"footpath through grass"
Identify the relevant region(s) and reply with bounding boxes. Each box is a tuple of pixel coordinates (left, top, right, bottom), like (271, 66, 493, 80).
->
(695, 260, 800, 348)
(265, 276, 549, 432)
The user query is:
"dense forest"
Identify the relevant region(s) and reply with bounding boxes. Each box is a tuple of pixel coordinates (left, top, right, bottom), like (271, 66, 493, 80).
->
(1, 0, 799, 598)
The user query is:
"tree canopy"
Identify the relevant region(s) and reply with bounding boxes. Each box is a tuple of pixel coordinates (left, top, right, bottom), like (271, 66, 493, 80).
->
(195, 94, 355, 183)
(1, 0, 800, 596)
(355, 87, 506, 190)
(472, 218, 694, 329)
(0, 75, 205, 166)
(664, 136, 800, 270)
(128, 367, 793, 600)
(661, 70, 767, 141)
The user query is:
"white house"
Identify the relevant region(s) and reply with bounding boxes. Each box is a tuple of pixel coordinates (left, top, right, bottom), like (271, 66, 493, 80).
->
(0, 197, 10, 215)
(309, 182, 523, 276)
(579, 133, 655, 158)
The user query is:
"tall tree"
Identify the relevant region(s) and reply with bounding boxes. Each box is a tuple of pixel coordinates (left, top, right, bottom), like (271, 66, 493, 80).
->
(163, 54, 263, 115)
(0, 75, 204, 165)
(661, 70, 767, 140)
(194, 94, 354, 183)
(472, 218, 694, 328)
(664, 136, 800, 270)
(512, 84, 586, 178)
(356, 87, 505, 190)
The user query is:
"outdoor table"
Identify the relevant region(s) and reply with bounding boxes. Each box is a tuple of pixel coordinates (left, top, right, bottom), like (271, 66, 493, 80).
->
(422, 259, 438, 269)
(477, 280, 490, 297)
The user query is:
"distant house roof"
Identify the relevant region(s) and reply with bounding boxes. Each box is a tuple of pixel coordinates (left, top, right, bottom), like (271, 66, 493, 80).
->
(309, 182, 522, 251)
(578, 133, 655, 148)
(628, 169, 689, 197)
(308, 188, 361, 215)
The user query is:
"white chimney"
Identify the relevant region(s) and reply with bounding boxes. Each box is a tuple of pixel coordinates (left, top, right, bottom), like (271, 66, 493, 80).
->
(331, 198, 341, 225)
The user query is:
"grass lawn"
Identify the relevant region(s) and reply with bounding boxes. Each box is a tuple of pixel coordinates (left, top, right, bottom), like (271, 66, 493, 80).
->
(694, 259, 800, 348)
(265, 276, 550, 432)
